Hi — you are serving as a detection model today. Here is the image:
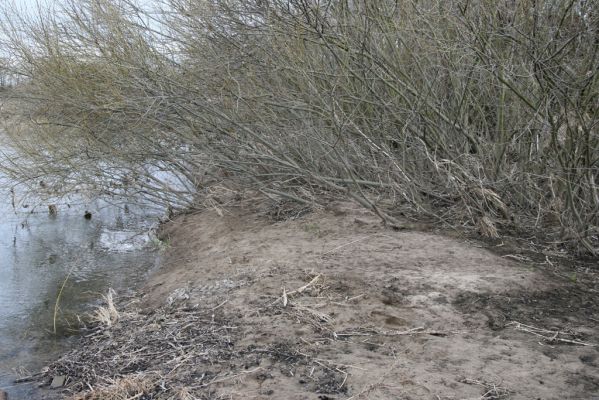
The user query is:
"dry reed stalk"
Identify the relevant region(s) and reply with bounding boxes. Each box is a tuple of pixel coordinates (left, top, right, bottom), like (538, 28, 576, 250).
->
(90, 289, 119, 328)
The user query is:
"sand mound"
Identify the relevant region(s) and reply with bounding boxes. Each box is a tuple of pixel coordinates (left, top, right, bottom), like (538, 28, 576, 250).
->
(41, 200, 599, 399)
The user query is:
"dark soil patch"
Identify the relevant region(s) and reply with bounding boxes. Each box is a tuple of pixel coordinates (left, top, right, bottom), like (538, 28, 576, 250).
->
(453, 285, 599, 339)
(262, 201, 313, 222)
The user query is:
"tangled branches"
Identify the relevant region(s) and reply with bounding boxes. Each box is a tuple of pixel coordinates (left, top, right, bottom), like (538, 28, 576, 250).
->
(0, 0, 598, 254)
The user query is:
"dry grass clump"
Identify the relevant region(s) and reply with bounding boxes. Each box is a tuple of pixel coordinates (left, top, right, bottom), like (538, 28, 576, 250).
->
(477, 216, 499, 239)
(0, 0, 598, 256)
(90, 289, 119, 328)
(71, 374, 156, 400)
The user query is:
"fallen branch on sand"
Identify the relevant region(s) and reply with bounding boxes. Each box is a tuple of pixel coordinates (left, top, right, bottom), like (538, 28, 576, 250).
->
(334, 326, 453, 339)
(457, 377, 511, 399)
(271, 273, 323, 307)
(507, 321, 597, 347)
(195, 367, 262, 389)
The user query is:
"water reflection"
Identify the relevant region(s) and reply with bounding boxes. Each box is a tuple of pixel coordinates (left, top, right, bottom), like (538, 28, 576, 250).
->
(0, 184, 162, 398)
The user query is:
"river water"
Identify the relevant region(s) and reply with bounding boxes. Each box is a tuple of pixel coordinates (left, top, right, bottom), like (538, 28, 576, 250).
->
(0, 178, 163, 398)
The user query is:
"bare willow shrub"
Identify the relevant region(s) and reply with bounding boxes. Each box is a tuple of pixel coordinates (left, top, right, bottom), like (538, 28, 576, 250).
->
(1, 0, 598, 253)
(0, 0, 198, 209)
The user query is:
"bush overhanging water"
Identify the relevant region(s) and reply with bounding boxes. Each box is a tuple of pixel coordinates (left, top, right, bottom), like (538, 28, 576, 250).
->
(0, 0, 597, 253)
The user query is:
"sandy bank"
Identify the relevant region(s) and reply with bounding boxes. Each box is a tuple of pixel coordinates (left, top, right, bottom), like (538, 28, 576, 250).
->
(38, 197, 599, 399)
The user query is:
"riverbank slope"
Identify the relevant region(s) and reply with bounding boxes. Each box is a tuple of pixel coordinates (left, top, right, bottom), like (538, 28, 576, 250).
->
(39, 196, 599, 399)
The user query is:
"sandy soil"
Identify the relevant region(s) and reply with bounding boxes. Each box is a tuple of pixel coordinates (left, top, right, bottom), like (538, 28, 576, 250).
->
(40, 196, 599, 399)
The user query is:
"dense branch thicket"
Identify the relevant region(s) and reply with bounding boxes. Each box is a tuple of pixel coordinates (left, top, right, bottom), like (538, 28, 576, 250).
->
(0, 0, 598, 253)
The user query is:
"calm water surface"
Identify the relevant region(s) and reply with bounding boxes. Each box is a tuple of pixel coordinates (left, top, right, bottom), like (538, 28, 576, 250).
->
(0, 177, 163, 398)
